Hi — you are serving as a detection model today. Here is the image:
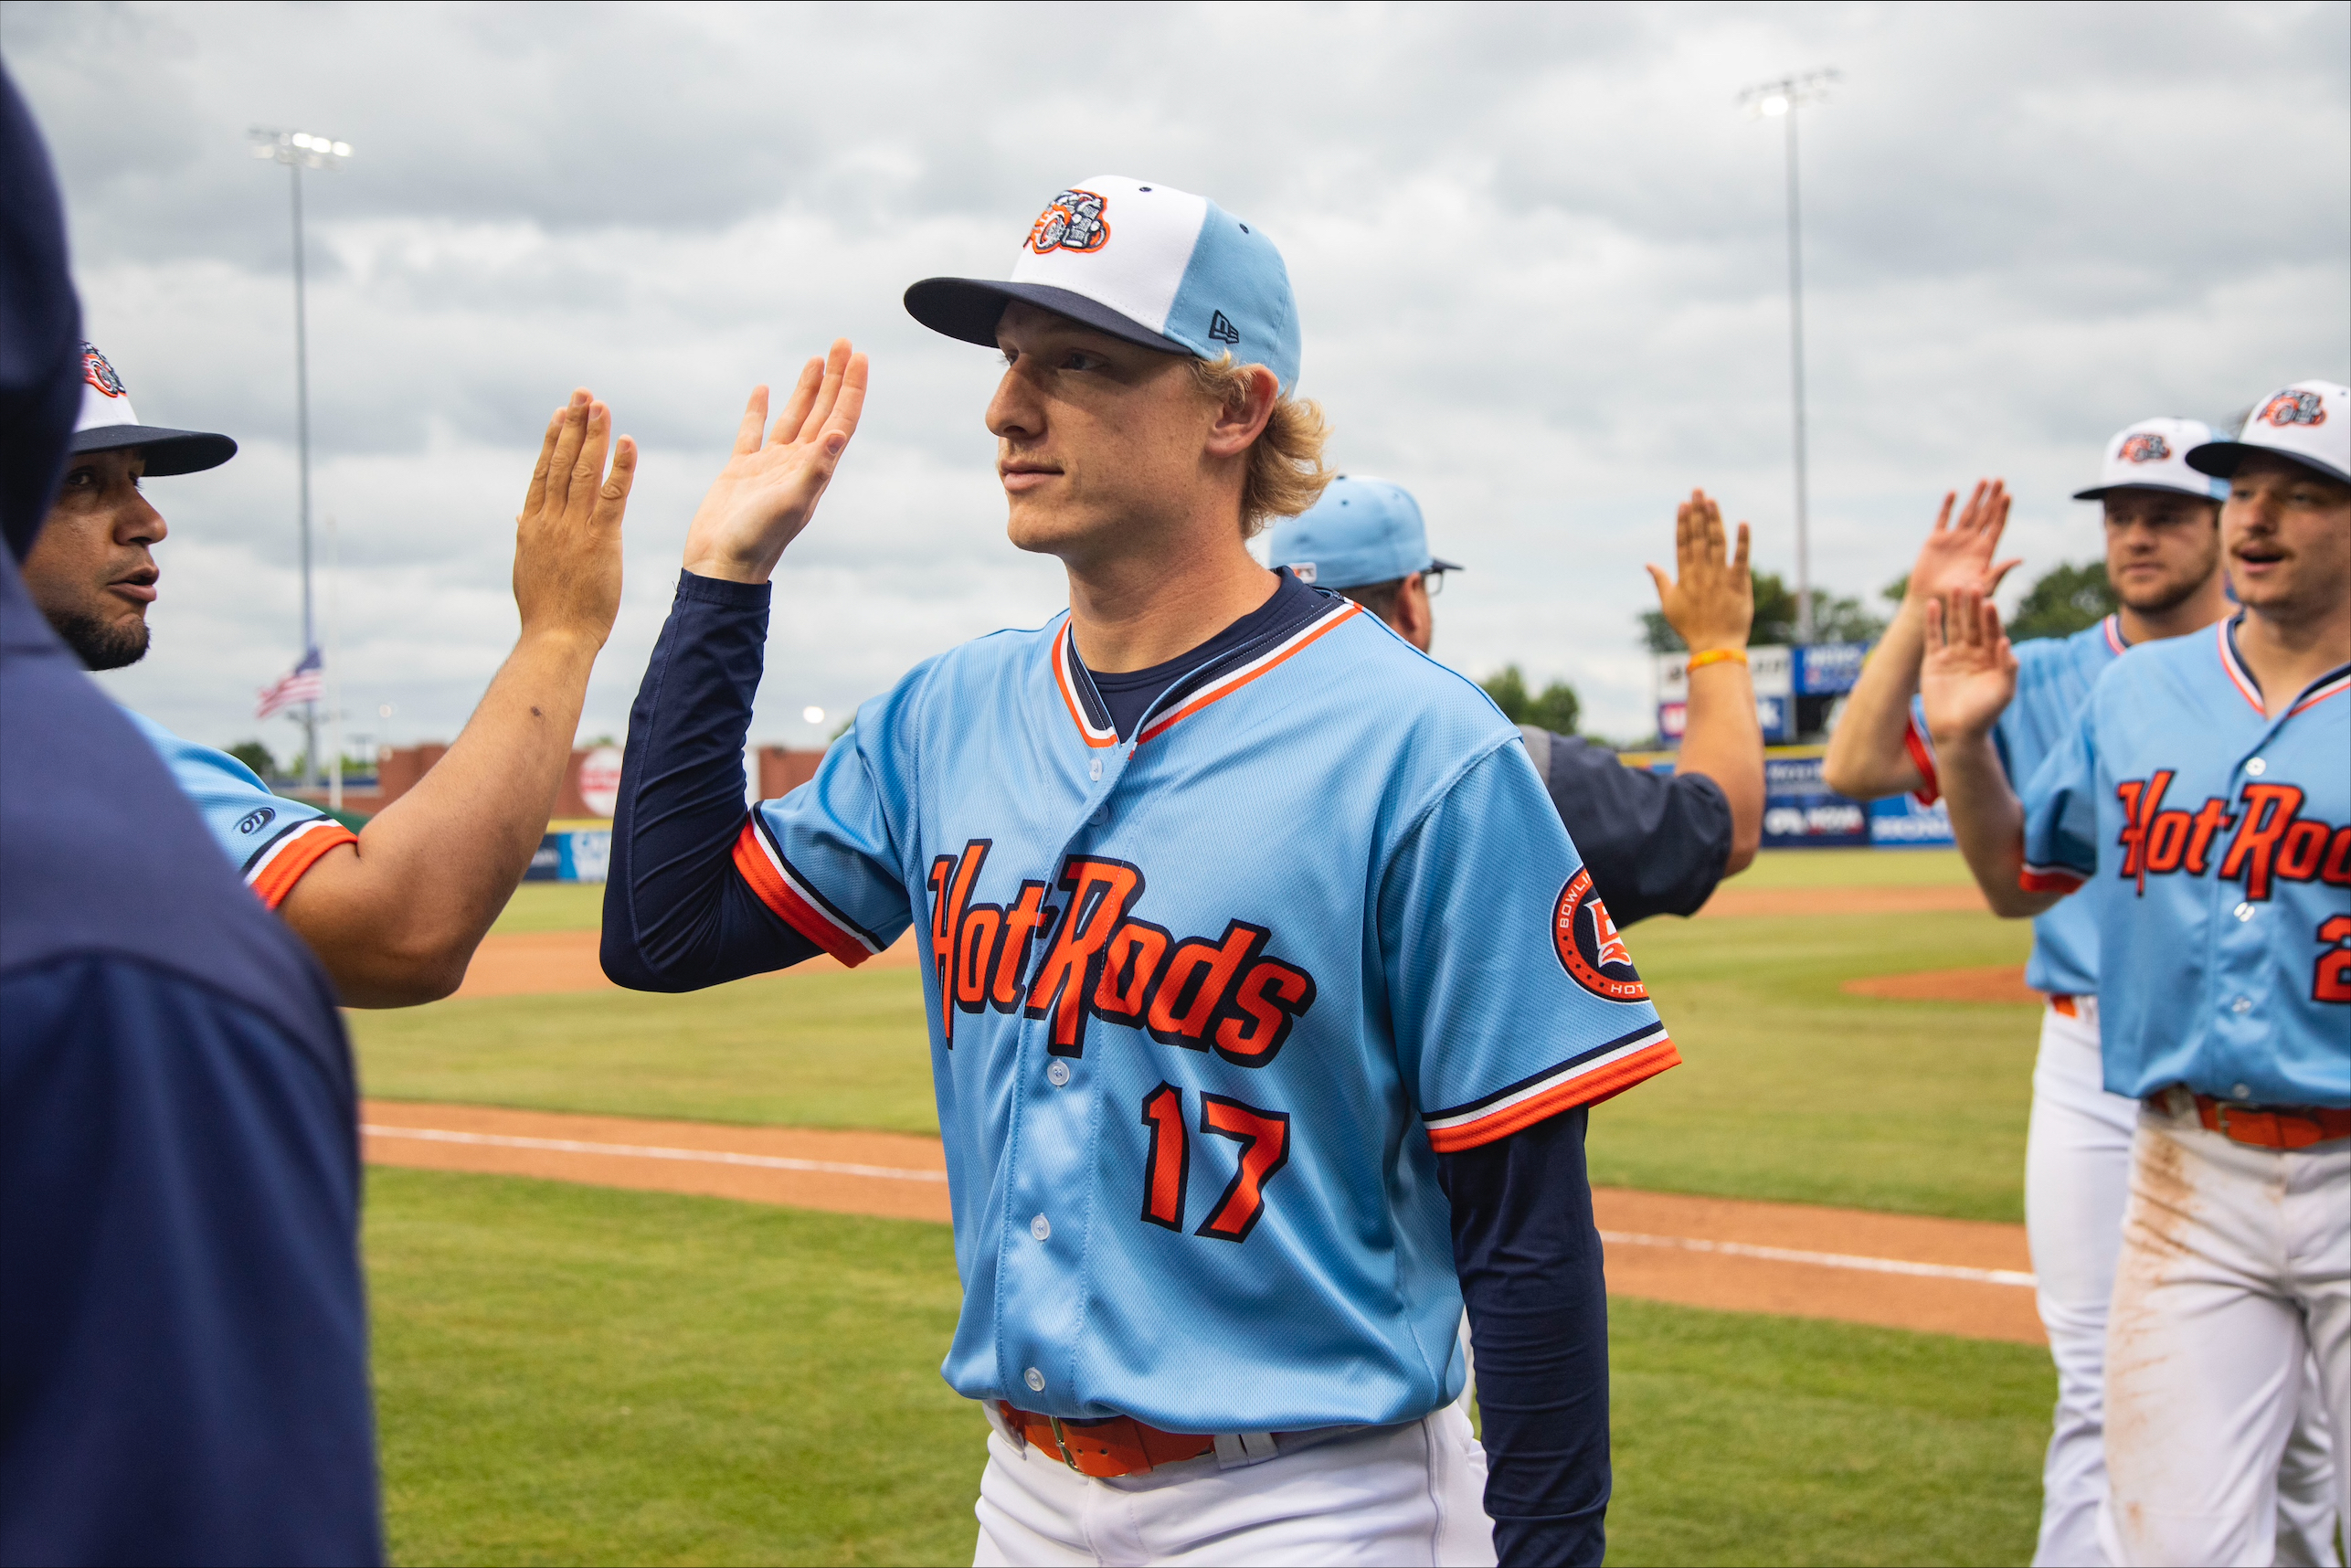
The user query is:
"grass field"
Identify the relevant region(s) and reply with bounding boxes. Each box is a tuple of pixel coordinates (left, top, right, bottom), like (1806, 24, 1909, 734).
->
(362, 851, 2039, 1221)
(369, 1166, 2050, 1567)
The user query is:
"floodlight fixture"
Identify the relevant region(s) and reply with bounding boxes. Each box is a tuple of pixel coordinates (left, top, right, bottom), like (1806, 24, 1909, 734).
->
(1737, 69, 1838, 644)
(249, 126, 355, 169)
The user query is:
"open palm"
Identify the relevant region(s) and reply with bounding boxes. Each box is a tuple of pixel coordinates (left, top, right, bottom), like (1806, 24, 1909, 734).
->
(683, 339, 869, 584)
(1908, 481, 2022, 605)
(1920, 588, 2019, 745)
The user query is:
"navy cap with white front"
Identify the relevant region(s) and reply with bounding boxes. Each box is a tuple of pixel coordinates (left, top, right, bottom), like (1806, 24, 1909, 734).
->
(905, 175, 1302, 393)
(1266, 476, 1462, 590)
(69, 344, 236, 476)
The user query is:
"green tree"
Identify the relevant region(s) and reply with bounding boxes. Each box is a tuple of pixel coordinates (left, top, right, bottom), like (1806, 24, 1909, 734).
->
(2007, 561, 2116, 642)
(1481, 664, 1581, 734)
(227, 738, 277, 779)
(1639, 570, 1884, 652)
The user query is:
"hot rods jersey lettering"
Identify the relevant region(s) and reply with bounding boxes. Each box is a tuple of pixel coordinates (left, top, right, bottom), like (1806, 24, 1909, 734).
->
(735, 596, 1677, 1433)
(2021, 620, 2349, 1106)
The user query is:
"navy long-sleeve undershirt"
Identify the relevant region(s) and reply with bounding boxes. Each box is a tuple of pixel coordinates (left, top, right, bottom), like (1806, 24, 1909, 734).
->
(603, 572, 1613, 1566)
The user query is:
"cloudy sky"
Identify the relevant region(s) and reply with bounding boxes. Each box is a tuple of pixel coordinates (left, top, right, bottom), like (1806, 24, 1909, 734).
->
(7, 0, 2346, 754)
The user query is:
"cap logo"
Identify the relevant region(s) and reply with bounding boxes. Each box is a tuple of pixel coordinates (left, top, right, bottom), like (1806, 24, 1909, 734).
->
(1027, 189, 1109, 256)
(2258, 389, 2326, 429)
(81, 343, 126, 399)
(2118, 432, 2170, 463)
(1207, 310, 1241, 345)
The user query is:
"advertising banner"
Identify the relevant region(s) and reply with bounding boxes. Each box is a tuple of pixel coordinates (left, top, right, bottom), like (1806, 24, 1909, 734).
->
(1761, 752, 1870, 848)
(524, 829, 612, 882)
(1868, 792, 1956, 847)
(1657, 644, 1794, 744)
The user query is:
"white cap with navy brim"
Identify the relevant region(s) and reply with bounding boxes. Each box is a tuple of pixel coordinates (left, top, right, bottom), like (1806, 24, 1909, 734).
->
(905, 176, 1302, 393)
(2187, 380, 2351, 488)
(69, 344, 236, 476)
(2071, 417, 2229, 503)
(1265, 475, 1462, 590)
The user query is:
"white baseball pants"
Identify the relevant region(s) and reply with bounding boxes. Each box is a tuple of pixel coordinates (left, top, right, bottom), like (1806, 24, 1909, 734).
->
(2098, 1092, 2350, 1567)
(2026, 1001, 2336, 1567)
(971, 1404, 1498, 1566)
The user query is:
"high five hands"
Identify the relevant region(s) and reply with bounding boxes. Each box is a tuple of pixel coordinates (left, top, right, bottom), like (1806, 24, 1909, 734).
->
(1647, 489, 1754, 653)
(1920, 587, 2018, 747)
(684, 340, 870, 584)
(1904, 481, 2021, 610)
(515, 390, 634, 649)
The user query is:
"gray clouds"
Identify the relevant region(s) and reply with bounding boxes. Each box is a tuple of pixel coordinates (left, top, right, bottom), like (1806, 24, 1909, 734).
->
(5, 0, 2345, 749)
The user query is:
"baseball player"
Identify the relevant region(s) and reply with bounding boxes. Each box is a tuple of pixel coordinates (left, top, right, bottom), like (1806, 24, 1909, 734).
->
(1268, 479, 1763, 923)
(20, 346, 635, 1004)
(605, 176, 1682, 1565)
(1922, 380, 2349, 1566)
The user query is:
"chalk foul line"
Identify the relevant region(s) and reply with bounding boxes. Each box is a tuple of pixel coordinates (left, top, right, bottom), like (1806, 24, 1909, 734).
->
(1598, 1229, 2036, 1288)
(360, 1124, 950, 1184)
(361, 1125, 2030, 1286)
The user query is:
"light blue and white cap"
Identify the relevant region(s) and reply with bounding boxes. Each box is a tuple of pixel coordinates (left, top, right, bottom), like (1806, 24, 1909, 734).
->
(904, 175, 1302, 392)
(2072, 417, 2229, 503)
(1265, 476, 1462, 589)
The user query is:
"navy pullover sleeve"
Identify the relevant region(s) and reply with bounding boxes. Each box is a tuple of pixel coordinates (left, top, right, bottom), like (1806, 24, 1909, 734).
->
(1438, 1110, 1611, 1568)
(1527, 728, 1731, 924)
(601, 570, 821, 991)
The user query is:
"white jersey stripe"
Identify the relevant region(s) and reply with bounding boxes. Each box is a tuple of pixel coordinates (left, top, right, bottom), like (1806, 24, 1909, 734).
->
(1421, 1022, 1669, 1133)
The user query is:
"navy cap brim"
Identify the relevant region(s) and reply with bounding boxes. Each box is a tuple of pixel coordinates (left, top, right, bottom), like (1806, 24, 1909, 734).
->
(69, 423, 236, 477)
(1428, 556, 1465, 573)
(2070, 481, 2221, 503)
(905, 277, 1191, 359)
(2185, 440, 2351, 488)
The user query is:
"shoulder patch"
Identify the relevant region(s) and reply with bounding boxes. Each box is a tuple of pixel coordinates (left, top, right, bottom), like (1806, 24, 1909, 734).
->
(1553, 869, 1649, 1002)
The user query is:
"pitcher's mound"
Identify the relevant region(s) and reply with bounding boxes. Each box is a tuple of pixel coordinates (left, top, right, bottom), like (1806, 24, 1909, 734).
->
(1841, 964, 2039, 1004)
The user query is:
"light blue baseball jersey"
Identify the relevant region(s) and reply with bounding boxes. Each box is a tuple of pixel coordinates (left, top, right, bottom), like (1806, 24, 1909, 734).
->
(731, 594, 1679, 1433)
(123, 709, 355, 907)
(2020, 620, 2349, 1106)
(1907, 615, 2127, 995)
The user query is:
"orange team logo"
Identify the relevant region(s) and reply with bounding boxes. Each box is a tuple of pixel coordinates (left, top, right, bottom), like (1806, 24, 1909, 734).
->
(1552, 869, 1648, 1002)
(2118, 432, 2170, 463)
(2259, 389, 2326, 428)
(1028, 189, 1110, 256)
(80, 343, 127, 399)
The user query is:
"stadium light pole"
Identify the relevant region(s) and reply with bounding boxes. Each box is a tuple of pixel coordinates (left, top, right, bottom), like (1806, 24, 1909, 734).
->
(249, 127, 352, 789)
(1739, 70, 1837, 645)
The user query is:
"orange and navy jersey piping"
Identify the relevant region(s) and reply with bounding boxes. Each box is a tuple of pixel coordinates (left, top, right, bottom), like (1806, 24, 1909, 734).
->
(241, 817, 357, 909)
(1421, 1021, 1679, 1152)
(732, 812, 886, 967)
(1050, 598, 1361, 750)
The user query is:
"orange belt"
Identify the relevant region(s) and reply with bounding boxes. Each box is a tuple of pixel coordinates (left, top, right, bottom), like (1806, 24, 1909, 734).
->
(1000, 1403, 1216, 1478)
(2049, 994, 2080, 1018)
(2188, 1094, 2351, 1151)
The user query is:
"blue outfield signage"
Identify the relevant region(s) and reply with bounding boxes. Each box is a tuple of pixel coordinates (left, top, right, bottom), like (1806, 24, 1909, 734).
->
(524, 829, 611, 883)
(1867, 791, 1956, 847)
(1761, 752, 1869, 848)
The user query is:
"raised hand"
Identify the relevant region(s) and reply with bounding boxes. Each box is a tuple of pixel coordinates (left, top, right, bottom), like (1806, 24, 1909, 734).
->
(514, 389, 634, 648)
(1905, 481, 2021, 608)
(683, 340, 869, 584)
(1920, 588, 2018, 745)
(1646, 489, 1754, 653)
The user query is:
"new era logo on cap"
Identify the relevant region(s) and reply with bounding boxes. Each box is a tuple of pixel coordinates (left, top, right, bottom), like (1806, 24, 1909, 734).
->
(2187, 380, 2351, 488)
(2073, 417, 2228, 503)
(905, 175, 1303, 393)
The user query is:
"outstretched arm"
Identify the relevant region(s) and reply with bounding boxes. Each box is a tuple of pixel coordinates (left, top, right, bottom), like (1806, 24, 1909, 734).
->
(1922, 588, 2059, 919)
(1647, 490, 1763, 875)
(602, 344, 872, 991)
(277, 393, 633, 1006)
(1823, 482, 2019, 801)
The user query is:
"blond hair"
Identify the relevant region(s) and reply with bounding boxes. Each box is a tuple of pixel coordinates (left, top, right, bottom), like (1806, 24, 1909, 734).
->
(1186, 354, 1333, 537)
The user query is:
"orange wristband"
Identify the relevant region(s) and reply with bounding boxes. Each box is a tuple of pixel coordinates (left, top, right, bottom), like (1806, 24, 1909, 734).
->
(1685, 648, 1749, 672)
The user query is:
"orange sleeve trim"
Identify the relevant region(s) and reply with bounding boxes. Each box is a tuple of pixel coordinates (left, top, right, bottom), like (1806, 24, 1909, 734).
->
(1901, 716, 1941, 807)
(1425, 1040, 1681, 1153)
(730, 820, 873, 968)
(2019, 867, 2086, 895)
(247, 820, 357, 910)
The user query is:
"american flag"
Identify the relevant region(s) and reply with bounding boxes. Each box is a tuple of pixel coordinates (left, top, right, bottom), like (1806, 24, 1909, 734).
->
(256, 647, 325, 719)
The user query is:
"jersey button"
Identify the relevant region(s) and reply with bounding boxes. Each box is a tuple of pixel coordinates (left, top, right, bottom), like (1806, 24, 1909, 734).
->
(2230, 996, 2253, 1014)
(1047, 1060, 1072, 1087)
(2234, 902, 2256, 921)
(1031, 1213, 1052, 1241)
(2245, 758, 2268, 777)
(1024, 1367, 1046, 1393)
(1089, 758, 1103, 781)
(2232, 1084, 2251, 1099)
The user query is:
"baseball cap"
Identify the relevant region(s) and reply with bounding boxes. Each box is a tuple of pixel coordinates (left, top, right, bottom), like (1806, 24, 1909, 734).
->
(905, 175, 1302, 393)
(2071, 417, 2228, 503)
(1264, 476, 1462, 589)
(69, 344, 236, 475)
(2187, 380, 2351, 488)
